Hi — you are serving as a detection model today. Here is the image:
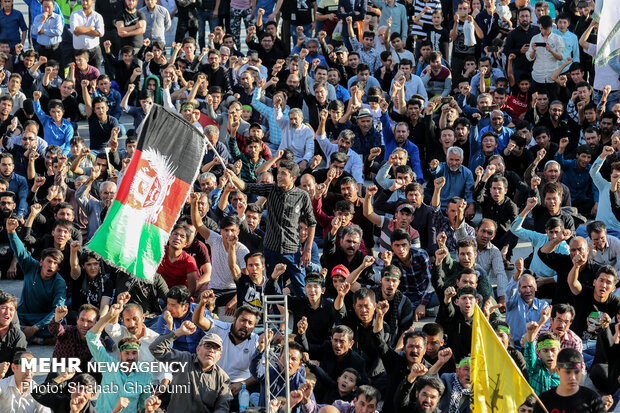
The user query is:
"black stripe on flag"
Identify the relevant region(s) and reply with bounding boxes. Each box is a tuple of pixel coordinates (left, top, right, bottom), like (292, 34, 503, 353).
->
(136, 104, 206, 184)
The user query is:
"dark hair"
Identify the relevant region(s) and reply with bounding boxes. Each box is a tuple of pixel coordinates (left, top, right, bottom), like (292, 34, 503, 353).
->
(543, 182, 563, 199)
(220, 215, 241, 230)
(234, 304, 261, 320)
(457, 237, 477, 251)
(40, 248, 64, 264)
(586, 220, 607, 235)
(356, 385, 382, 403)
(415, 375, 445, 397)
(557, 348, 583, 365)
(353, 288, 376, 305)
(334, 200, 355, 215)
(422, 322, 444, 337)
(0, 290, 18, 308)
(537, 331, 559, 343)
(48, 99, 65, 112)
(244, 252, 265, 265)
(340, 368, 362, 386)
(167, 285, 192, 305)
(595, 265, 619, 284)
(538, 15, 553, 29)
(78, 303, 99, 317)
(278, 160, 300, 179)
(551, 303, 575, 320)
(390, 228, 411, 244)
(331, 325, 354, 341)
(576, 144, 592, 156)
(72, 373, 98, 389)
(331, 151, 349, 164)
(404, 330, 427, 347)
(545, 217, 564, 232)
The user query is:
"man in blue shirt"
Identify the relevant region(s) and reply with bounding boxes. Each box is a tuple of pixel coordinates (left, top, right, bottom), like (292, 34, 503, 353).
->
(32, 90, 74, 155)
(153, 286, 210, 353)
(555, 140, 597, 216)
(30, 0, 64, 59)
(0, 0, 27, 48)
(0, 154, 28, 218)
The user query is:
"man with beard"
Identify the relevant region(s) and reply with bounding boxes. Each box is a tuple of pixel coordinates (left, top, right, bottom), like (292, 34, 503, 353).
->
(373, 301, 433, 413)
(7, 218, 65, 343)
(504, 6, 539, 86)
(599, 112, 617, 146)
(0, 96, 14, 136)
(315, 111, 364, 184)
(555, 141, 596, 216)
(321, 225, 375, 288)
(349, 109, 383, 166)
(75, 166, 116, 241)
(503, 132, 534, 179)
(430, 147, 475, 214)
(0, 191, 20, 278)
(277, 108, 314, 171)
(49, 304, 98, 376)
(193, 291, 261, 399)
(104, 292, 170, 387)
(381, 110, 424, 182)
(370, 266, 413, 347)
(394, 368, 445, 413)
(297, 323, 367, 404)
(0, 153, 27, 219)
(524, 149, 572, 207)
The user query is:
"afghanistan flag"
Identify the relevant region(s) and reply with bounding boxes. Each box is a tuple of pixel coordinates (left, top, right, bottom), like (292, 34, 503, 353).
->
(87, 104, 205, 281)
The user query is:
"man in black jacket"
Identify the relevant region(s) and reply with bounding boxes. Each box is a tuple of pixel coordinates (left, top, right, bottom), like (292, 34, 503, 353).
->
(200, 50, 231, 96)
(297, 323, 367, 403)
(503, 6, 540, 86)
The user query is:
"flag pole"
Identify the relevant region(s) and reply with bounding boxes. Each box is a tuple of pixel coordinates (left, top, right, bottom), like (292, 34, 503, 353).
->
(203, 133, 228, 169)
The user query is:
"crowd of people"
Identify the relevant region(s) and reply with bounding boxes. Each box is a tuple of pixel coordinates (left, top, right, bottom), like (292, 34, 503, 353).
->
(0, 0, 618, 411)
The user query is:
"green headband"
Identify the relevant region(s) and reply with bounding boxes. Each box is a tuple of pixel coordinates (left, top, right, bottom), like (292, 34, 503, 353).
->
(537, 339, 560, 351)
(558, 362, 584, 370)
(497, 325, 511, 335)
(119, 343, 140, 352)
(181, 102, 194, 110)
(458, 358, 471, 368)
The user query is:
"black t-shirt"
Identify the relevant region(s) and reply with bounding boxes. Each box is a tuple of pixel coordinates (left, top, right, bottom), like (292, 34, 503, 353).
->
(573, 287, 620, 341)
(423, 24, 450, 55)
(88, 113, 120, 151)
(534, 386, 606, 413)
(71, 272, 114, 311)
(290, 0, 316, 26)
(115, 9, 146, 48)
(236, 273, 265, 310)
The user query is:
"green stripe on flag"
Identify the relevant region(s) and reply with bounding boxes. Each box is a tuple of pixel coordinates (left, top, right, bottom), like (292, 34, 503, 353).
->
(87, 201, 169, 281)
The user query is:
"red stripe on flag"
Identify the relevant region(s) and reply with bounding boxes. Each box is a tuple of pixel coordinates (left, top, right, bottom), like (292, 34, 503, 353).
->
(153, 178, 190, 232)
(116, 149, 142, 205)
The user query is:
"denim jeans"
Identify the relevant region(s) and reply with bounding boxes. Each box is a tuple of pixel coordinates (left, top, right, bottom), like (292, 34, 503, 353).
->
(594, 89, 620, 112)
(263, 248, 306, 296)
(197, 10, 219, 50)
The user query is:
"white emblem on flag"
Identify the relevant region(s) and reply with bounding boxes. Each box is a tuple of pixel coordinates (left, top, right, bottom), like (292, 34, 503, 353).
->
(127, 148, 177, 224)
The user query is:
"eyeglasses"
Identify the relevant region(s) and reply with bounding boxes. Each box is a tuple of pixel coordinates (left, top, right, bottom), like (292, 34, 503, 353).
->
(553, 317, 571, 325)
(202, 342, 221, 351)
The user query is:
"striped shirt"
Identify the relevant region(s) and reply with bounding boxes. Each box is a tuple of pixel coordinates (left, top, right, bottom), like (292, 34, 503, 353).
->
(410, 0, 442, 38)
(244, 183, 317, 254)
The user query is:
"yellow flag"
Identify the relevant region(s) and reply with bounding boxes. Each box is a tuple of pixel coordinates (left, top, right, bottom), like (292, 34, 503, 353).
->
(471, 305, 535, 413)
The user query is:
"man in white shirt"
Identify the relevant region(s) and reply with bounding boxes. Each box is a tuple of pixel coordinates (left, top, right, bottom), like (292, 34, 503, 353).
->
(69, 0, 105, 69)
(277, 108, 315, 171)
(193, 292, 261, 397)
(526, 14, 564, 98)
(0, 352, 50, 413)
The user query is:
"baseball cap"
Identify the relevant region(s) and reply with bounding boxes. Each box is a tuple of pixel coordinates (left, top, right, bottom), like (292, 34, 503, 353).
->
(357, 108, 372, 119)
(396, 203, 415, 214)
(331, 264, 350, 279)
(199, 332, 223, 348)
(335, 46, 348, 54)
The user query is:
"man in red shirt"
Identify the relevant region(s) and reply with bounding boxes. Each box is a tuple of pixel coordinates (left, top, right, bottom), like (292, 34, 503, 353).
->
(157, 224, 199, 297)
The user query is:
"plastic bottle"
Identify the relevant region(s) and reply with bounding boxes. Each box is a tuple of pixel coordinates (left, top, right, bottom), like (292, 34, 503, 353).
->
(239, 383, 250, 412)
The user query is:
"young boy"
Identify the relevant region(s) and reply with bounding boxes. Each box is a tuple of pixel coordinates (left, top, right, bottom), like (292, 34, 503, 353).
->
(412, 9, 449, 60)
(524, 311, 561, 395)
(534, 348, 606, 413)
